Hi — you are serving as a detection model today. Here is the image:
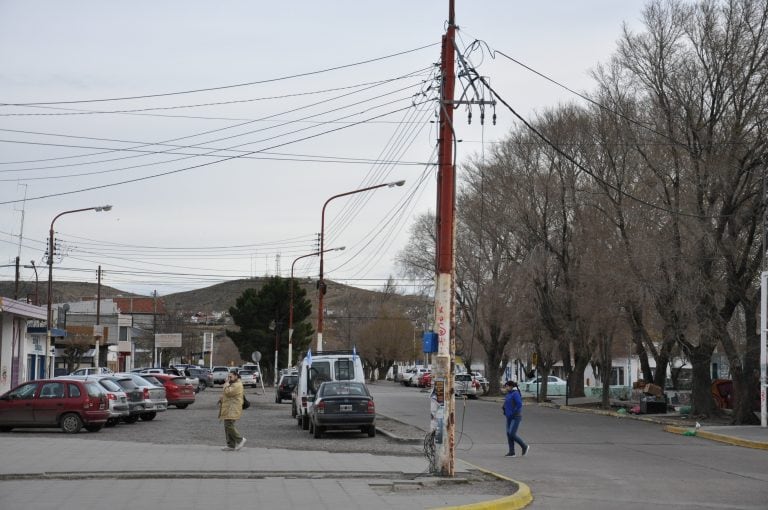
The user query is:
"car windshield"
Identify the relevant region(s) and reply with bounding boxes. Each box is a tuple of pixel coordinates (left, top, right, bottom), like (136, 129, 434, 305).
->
(283, 376, 297, 384)
(239, 370, 253, 376)
(84, 382, 103, 398)
(456, 374, 471, 381)
(170, 377, 186, 386)
(320, 382, 368, 397)
(99, 379, 122, 392)
(141, 375, 162, 385)
(335, 359, 354, 380)
(115, 379, 139, 390)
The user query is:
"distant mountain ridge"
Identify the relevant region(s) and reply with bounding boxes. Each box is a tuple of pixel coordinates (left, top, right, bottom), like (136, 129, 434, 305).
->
(1, 277, 418, 315)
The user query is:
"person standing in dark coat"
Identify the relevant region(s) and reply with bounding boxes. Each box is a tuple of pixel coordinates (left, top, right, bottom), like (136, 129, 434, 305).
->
(503, 380, 530, 457)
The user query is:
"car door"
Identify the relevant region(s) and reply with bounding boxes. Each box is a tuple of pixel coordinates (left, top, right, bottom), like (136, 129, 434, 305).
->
(0, 382, 39, 425)
(33, 381, 67, 425)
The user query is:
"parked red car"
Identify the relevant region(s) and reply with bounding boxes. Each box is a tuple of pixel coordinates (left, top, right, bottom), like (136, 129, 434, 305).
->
(0, 378, 109, 433)
(418, 371, 432, 388)
(150, 373, 196, 409)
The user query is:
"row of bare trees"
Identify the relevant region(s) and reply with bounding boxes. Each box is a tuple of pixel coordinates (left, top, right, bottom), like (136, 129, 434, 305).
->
(399, 0, 767, 423)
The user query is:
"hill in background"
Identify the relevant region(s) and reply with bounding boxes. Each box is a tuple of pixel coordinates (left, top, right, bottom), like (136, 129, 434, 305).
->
(1, 277, 428, 318)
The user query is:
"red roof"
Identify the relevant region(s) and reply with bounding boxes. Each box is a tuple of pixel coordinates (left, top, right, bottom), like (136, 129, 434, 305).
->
(113, 297, 167, 315)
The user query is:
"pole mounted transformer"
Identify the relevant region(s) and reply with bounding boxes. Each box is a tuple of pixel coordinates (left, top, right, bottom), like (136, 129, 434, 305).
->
(432, 0, 457, 477)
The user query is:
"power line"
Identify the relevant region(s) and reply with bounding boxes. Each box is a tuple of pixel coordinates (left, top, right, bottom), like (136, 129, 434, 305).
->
(0, 99, 431, 205)
(1, 43, 438, 106)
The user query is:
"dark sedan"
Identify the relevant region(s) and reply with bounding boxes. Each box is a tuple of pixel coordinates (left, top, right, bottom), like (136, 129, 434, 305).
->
(275, 373, 297, 403)
(309, 381, 375, 439)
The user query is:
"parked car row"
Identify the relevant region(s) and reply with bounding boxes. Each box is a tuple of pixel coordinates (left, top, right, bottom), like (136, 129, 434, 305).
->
(0, 370, 196, 434)
(210, 365, 262, 386)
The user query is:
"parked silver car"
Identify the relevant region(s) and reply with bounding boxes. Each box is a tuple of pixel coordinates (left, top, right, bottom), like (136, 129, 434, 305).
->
(454, 373, 478, 398)
(113, 373, 168, 421)
(64, 375, 129, 426)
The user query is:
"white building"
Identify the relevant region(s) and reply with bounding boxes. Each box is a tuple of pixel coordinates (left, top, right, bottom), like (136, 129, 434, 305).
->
(0, 296, 47, 394)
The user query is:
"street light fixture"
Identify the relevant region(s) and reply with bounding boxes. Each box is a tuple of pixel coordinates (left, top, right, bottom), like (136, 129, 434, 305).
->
(288, 247, 345, 367)
(317, 180, 404, 351)
(46, 205, 112, 378)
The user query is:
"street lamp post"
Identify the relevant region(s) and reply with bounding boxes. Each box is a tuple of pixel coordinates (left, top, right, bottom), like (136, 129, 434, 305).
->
(316, 180, 405, 351)
(289, 247, 344, 367)
(46, 205, 112, 378)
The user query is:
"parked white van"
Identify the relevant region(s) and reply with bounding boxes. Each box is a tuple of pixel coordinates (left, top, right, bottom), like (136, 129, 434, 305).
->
(293, 350, 364, 430)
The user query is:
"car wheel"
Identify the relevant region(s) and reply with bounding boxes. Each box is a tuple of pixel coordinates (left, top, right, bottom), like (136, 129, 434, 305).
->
(176, 404, 188, 409)
(60, 413, 83, 434)
(105, 418, 118, 427)
(140, 412, 157, 421)
(291, 403, 297, 418)
(122, 415, 139, 424)
(85, 424, 103, 433)
(367, 425, 376, 438)
(313, 424, 323, 439)
(309, 419, 314, 433)
(275, 394, 281, 404)
(0, 426, 13, 432)
(301, 414, 309, 430)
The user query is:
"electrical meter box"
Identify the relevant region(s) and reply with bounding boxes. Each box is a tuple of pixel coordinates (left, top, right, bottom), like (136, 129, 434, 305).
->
(422, 332, 438, 353)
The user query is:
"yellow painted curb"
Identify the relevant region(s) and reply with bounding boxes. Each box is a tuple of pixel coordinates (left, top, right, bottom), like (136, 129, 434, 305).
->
(431, 461, 533, 510)
(664, 425, 768, 450)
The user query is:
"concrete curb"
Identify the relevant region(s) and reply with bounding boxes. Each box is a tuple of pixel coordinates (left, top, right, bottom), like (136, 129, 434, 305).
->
(664, 425, 768, 450)
(436, 460, 533, 510)
(377, 414, 533, 509)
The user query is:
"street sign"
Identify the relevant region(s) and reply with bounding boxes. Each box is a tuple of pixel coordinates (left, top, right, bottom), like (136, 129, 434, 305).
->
(154, 333, 182, 348)
(202, 332, 213, 352)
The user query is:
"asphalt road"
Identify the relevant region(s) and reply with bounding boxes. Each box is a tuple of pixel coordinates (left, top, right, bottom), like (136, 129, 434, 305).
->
(369, 382, 768, 510)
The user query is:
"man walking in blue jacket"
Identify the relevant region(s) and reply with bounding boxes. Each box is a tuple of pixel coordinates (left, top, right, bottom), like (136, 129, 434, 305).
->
(503, 380, 530, 457)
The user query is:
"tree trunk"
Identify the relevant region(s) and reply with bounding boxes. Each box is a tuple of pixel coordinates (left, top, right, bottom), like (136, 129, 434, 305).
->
(486, 348, 504, 396)
(627, 303, 654, 382)
(721, 301, 760, 425)
(689, 345, 715, 417)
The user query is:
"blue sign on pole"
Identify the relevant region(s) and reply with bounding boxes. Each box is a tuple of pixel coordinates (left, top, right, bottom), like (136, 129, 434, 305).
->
(422, 332, 438, 353)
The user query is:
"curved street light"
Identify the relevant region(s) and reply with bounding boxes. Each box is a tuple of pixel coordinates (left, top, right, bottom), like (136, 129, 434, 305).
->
(287, 247, 344, 368)
(317, 180, 404, 351)
(46, 205, 112, 378)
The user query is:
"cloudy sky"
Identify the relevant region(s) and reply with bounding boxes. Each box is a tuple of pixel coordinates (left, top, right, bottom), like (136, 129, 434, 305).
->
(0, 0, 646, 297)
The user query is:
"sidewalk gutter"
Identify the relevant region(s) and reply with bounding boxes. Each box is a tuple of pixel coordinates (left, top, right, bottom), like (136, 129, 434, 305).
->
(378, 414, 533, 510)
(664, 425, 768, 450)
(519, 399, 768, 451)
(437, 460, 533, 510)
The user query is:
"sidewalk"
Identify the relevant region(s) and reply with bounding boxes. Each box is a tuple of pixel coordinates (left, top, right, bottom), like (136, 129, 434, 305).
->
(0, 434, 531, 510)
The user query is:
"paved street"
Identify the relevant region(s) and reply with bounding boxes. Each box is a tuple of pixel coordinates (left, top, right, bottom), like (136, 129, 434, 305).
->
(369, 382, 768, 509)
(0, 384, 521, 510)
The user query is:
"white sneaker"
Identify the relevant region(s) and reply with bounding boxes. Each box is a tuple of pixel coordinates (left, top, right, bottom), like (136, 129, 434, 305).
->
(221, 446, 234, 451)
(522, 445, 530, 456)
(235, 437, 247, 451)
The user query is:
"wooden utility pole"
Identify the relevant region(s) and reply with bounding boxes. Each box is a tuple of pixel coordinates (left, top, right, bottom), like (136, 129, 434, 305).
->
(432, 0, 457, 477)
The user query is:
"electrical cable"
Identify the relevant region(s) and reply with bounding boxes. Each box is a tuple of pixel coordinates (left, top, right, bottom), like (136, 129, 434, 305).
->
(0, 84, 423, 181)
(0, 99, 431, 205)
(458, 60, 719, 219)
(1, 43, 438, 106)
(0, 71, 432, 118)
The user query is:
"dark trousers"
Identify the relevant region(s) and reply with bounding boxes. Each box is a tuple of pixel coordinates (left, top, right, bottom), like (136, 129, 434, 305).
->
(224, 419, 242, 447)
(506, 415, 527, 454)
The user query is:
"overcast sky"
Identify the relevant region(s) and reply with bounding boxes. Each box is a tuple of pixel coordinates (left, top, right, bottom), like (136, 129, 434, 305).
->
(0, 0, 647, 298)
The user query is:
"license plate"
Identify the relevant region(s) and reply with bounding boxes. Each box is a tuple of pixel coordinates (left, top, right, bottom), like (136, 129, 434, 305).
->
(340, 404, 352, 412)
